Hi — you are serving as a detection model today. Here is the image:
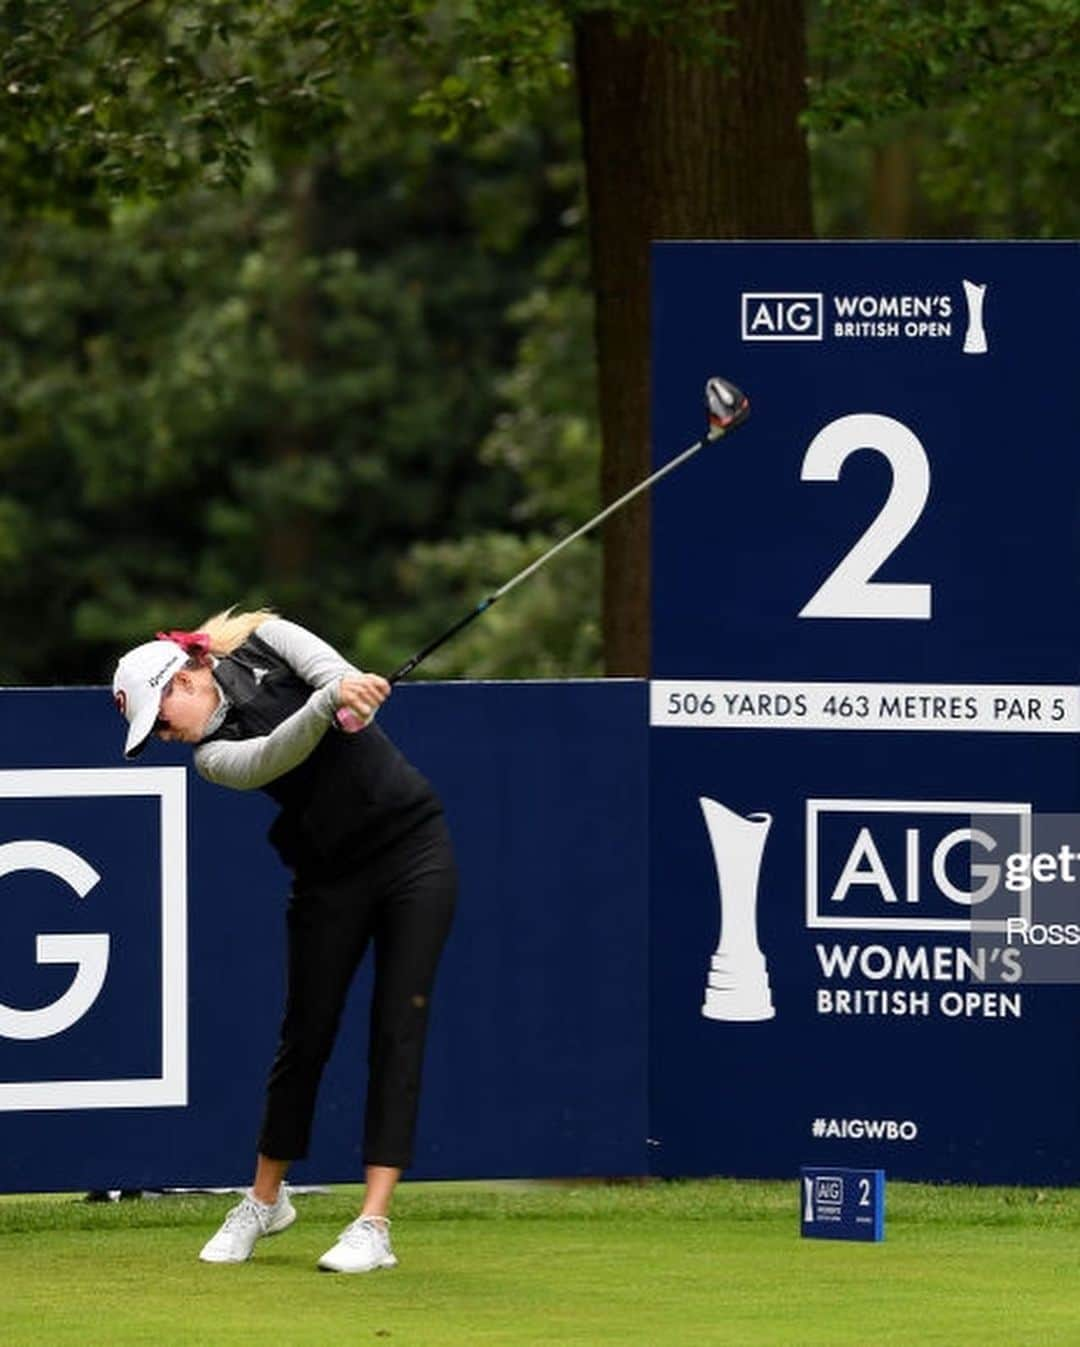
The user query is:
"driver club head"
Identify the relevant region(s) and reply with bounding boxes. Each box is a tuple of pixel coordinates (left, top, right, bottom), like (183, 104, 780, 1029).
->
(706, 376, 750, 439)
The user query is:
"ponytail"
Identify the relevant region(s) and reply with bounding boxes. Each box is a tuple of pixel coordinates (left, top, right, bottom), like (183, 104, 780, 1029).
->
(198, 606, 278, 656)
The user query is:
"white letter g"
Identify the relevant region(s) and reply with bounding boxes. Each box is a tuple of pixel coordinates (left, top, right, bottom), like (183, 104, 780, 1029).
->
(0, 841, 109, 1041)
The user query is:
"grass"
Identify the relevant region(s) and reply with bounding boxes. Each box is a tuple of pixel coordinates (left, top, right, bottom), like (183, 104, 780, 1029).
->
(2, 1179, 1080, 1345)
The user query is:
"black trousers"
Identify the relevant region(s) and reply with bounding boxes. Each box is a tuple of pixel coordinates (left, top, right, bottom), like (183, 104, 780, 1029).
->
(257, 815, 456, 1168)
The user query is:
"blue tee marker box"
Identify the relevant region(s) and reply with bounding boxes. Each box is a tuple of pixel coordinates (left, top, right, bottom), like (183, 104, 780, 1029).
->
(800, 1166, 885, 1242)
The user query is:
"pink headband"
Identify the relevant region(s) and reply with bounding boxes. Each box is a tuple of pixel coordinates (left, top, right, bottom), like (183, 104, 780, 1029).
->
(156, 629, 211, 657)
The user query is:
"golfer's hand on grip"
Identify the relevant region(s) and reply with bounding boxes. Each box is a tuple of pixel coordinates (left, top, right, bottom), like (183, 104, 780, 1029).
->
(336, 672, 391, 727)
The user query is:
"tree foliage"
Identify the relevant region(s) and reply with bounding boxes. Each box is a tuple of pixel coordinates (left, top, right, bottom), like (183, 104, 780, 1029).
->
(0, 25, 597, 683)
(1, 1, 729, 213)
(0, 0, 1075, 685)
(809, 0, 1080, 235)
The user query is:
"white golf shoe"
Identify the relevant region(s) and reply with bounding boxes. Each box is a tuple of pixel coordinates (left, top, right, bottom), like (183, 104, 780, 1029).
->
(199, 1189, 297, 1263)
(318, 1216, 398, 1273)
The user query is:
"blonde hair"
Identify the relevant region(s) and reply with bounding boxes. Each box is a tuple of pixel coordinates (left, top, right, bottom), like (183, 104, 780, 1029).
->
(199, 606, 278, 656)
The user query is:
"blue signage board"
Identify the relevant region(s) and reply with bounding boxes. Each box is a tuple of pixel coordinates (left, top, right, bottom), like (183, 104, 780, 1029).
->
(649, 242, 1080, 1184)
(5, 241, 1079, 1193)
(0, 681, 648, 1192)
(800, 1165, 884, 1242)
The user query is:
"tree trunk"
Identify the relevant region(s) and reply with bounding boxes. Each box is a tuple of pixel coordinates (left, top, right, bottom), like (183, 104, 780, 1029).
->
(574, 2, 814, 675)
(870, 139, 916, 237)
(266, 160, 316, 594)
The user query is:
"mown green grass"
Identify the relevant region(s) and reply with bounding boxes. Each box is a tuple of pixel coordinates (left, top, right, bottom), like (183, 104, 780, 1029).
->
(2, 1179, 1079, 1345)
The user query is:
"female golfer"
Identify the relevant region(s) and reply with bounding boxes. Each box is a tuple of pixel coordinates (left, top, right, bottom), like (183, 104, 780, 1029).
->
(112, 609, 456, 1272)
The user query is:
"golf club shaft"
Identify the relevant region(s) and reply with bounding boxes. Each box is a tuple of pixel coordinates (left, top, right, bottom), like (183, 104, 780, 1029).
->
(494, 436, 707, 604)
(387, 434, 707, 684)
(389, 602, 495, 683)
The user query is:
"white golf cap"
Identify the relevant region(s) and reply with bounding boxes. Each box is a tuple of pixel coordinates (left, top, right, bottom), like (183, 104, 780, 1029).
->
(112, 639, 190, 759)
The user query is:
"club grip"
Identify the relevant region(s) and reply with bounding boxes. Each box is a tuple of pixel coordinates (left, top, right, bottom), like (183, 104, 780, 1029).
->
(336, 707, 367, 733)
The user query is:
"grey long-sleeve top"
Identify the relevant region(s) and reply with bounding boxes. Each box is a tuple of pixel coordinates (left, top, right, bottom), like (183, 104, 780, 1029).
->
(193, 618, 366, 791)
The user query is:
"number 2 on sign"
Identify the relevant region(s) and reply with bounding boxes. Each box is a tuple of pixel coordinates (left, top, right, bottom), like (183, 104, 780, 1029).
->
(800, 413, 931, 620)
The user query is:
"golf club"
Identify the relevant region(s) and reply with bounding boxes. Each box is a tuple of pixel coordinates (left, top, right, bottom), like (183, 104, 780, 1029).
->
(337, 375, 749, 726)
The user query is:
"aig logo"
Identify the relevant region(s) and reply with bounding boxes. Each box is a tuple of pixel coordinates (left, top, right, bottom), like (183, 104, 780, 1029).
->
(806, 799, 1031, 933)
(0, 768, 187, 1111)
(741, 292, 823, 341)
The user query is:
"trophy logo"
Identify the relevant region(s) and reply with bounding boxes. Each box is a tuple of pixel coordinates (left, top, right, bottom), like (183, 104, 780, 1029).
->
(700, 797, 775, 1022)
(962, 279, 988, 354)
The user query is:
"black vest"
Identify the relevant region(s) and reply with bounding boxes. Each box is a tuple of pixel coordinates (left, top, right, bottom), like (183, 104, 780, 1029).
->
(204, 634, 440, 873)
